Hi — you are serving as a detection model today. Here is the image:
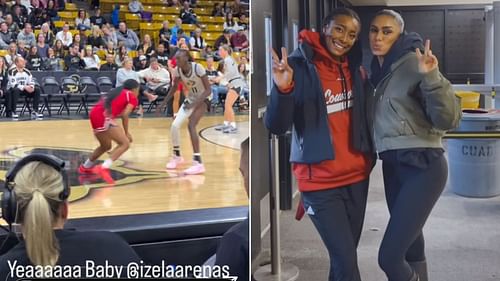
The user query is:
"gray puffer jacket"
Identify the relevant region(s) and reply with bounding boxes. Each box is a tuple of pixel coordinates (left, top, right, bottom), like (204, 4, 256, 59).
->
(369, 32, 461, 153)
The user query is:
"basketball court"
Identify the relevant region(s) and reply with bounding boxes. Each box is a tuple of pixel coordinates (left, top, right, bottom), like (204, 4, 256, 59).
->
(0, 115, 249, 221)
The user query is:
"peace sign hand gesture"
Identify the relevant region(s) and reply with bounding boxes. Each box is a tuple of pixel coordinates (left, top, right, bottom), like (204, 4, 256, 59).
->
(416, 39, 438, 74)
(271, 47, 294, 91)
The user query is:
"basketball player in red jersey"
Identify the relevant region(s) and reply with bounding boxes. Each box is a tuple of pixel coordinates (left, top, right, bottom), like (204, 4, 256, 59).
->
(79, 79, 140, 181)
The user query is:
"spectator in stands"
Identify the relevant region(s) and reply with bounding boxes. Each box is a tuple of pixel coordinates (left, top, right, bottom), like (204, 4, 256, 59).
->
(26, 45, 42, 71)
(115, 22, 140, 51)
(17, 40, 27, 57)
(56, 23, 73, 48)
(116, 57, 139, 87)
(43, 47, 63, 71)
(82, 45, 100, 71)
(64, 44, 83, 71)
(5, 15, 19, 37)
(170, 18, 182, 46)
(159, 20, 171, 50)
(138, 34, 155, 58)
(28, 8, 45, 29)
(88, 25, 106, 50)
(176, 29, 190, 47)
(53, 39, 65, 58)
(17, 23, 35, 48)
(0, 0, 7, 15)
(105, 40, 116, 58)
(231, 0, 246, 18)
(237, 13, 248, 30)
(40, 22, 55, 47)
(0, 22, 13, 49)
(239, 55, 250, 71)
(214, 138, 249, 281)
(72, 33, 85, 51)
(55, 0, 65, 10)
(179, 0, 197, 24)
(116, 56, 156, 115)
(78, 26, 89, 46)
(6, 56, 43, 120)
(90, 9, 106, 28)
(202, 44, 214, 59)
(206, 56, 225, 107)
(100, 53, 118, 71)
(128, 0, 144, 14)
(102, 24, 118, 46)
(223, 13, 239, 33)
(189, 27, 205, 52)
(5, 42, 19, 66)
(111, 4, 120, 28)
(36, 33, 49, 58)
(135, 55, 149, 71)
(115, 45, 128, 67)
(230, 26, 248, 51)
(154, 43, 169, 67)
(46, 0, 58, 21)
(0, 156, 141, 280)
(138, 57, 171, 98)
(75, 9, 91, 30)
(214, 29, 231, 50)
(11, 0, 28, 17)
(12, 5, 27, 29)
(0, 57, 8, 99)
(211, 2, 224, 17)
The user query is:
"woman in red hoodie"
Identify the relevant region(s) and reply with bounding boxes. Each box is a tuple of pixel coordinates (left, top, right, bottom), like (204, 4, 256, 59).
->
(266, 8, 375, 281)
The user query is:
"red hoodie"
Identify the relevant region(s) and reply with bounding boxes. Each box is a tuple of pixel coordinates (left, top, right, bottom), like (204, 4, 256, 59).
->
(291, 30, 370, 192)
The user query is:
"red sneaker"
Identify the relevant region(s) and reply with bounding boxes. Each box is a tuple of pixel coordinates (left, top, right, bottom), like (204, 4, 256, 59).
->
(96, 165, 115, 185)
(79, 164, 96, 174)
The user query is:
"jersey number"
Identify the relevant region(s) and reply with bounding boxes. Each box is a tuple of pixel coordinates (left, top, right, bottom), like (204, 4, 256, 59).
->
(192, 87, 198, 93)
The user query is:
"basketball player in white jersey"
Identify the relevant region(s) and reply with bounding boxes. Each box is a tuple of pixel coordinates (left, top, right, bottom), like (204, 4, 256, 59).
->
(157, 49, 211, 175)
(215, 45, 248, 134)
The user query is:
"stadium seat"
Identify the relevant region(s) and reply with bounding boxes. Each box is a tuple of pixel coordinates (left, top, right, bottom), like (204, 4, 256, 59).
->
(61, 76, 85, 115)
(194, 8, 211, 16)
(165, 6, 180, 14)
(181, 24, 196, 33)
(96, 77, 114, 94)
(206, 24, 224, 32)
(128, 50, 138, 58)
(65, 2, 77, 10)
(41, 76, 67, 116)
(125, 13, 141, 30)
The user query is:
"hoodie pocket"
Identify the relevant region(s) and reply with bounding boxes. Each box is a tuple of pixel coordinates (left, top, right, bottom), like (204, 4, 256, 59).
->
(387, 98, 416, 136)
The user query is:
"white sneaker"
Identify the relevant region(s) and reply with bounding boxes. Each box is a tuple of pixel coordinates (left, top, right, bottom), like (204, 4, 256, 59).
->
(183, 161, 205, 175)
(223, 126, 238, 134)
(32, 112, 43, 120)
(166, 156, 184, 169)
(12, 114, 19, 121)
(214, 124, 229, 131)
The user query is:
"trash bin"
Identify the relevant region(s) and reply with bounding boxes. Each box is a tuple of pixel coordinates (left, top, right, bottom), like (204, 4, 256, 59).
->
(447, 110, 500, 197)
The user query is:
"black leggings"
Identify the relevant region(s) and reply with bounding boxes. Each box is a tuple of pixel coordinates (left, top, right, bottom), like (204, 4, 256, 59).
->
(378, 148, 447, 281)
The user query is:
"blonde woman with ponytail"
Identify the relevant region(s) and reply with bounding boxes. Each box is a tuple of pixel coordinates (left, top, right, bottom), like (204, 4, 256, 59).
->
(0, 158, 140, 280)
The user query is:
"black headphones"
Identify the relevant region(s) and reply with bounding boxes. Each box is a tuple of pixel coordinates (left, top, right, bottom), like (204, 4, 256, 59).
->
(1, 153, 70, 225)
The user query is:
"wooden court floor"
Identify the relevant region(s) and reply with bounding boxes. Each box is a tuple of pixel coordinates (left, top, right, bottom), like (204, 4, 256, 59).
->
(0, 115, 249, 220)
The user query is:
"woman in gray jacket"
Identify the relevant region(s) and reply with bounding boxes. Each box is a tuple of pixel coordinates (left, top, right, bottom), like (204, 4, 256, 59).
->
(368, 10, 461, 281)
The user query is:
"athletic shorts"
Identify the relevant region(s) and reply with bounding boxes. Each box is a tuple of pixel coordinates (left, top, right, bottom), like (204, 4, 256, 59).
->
(90, 109, 117, 133)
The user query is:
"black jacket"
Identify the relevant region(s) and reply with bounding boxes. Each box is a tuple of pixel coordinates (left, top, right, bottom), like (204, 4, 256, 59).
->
(265, 35, 374, 164)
